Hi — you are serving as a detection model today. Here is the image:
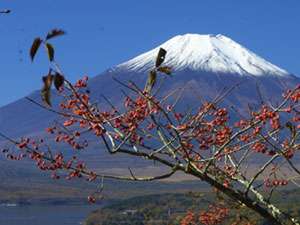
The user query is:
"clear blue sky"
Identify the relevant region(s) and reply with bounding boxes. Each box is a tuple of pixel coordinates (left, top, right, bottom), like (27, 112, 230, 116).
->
(0, 0, 300, 106)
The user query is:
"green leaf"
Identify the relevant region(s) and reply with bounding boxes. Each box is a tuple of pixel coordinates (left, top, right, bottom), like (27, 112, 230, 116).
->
(41, 74, 53, 106)
(54, 72, 65, 90)
(30, 38, 42, 61)
(155, 48, 167, 67)
(46, 29, 66, 40)
(46, 43, 55, 61)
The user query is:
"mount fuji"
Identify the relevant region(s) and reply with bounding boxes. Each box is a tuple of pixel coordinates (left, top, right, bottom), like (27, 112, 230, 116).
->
(0, 33, 299, 170)
(1, 33, 299, 137)
(118, 34, 289, 76)
(88, 34, 298, 120)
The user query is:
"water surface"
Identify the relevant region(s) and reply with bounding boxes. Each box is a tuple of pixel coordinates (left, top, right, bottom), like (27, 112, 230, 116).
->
(0, 204, 98, 225)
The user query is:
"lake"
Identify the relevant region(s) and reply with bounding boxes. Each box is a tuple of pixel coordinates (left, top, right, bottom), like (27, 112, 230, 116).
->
(0, 204, 99, 225)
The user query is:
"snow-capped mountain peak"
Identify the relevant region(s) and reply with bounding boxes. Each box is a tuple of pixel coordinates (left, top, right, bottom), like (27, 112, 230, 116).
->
(118, 33, 289, 76)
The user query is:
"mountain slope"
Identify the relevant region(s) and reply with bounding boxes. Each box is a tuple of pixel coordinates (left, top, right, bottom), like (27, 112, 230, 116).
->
(0, 33, 299, 173)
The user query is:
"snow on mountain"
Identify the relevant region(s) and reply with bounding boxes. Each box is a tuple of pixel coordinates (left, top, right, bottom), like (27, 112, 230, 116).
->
(118, 34, 289, 76)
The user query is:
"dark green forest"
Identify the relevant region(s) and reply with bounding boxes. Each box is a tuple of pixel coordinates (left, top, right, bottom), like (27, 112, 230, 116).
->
(85, 190, 300, 225)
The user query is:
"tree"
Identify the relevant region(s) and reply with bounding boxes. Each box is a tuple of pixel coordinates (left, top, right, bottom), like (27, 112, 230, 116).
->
(2, 29, 300, 225)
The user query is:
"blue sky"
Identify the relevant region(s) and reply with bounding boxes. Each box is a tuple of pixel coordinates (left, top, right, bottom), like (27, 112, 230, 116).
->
(0, 0, 300, 106)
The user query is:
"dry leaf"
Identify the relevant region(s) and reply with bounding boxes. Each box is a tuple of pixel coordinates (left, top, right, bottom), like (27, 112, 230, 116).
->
(41, 74, 53, 106)
(46, 43, 55, 61)
(54, 73, 65, 90)
(46, 29, 66, 40)
(155, 48, 167, 67)
(158, 66, 172, 75)
(30, 38, 42, 61)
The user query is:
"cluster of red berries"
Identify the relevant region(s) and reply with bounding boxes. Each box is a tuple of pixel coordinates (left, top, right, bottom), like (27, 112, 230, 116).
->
(199, 204, 229, 225)
(265, 178, 288, 187)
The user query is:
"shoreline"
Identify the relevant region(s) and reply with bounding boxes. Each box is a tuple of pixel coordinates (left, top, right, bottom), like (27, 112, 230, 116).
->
(0, 198, 105, 207)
